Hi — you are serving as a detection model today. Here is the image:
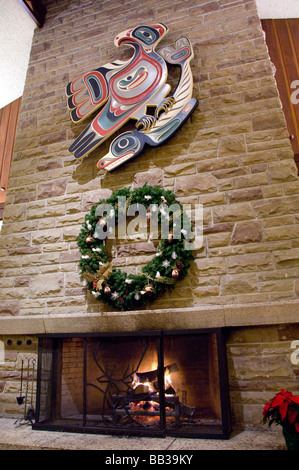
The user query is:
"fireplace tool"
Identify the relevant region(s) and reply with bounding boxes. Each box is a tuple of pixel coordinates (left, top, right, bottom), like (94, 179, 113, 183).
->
(15, 357, 36, 426)
(16, 359, 25, 405)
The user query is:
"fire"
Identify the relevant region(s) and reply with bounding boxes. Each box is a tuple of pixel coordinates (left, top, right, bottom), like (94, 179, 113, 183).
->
(131, 373, 156, 393)
(165, 370, 172, 391)
(132, 369, 173, 392)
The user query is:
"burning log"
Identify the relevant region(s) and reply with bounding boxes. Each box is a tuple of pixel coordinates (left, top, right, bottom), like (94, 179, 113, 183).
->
(135, 363, 178, 383)
(112, 361, 194, 425)
(164, 396, 195, 417)
(165, 386, 176, 395)
(179, 403, 195, 418)
(133, 384, 150, 395)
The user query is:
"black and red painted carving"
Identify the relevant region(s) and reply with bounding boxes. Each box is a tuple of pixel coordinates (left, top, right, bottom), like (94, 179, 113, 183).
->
(66, 23, 198, 171)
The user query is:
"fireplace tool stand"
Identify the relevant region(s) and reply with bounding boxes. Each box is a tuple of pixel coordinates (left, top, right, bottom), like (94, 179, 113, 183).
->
(15, 357, 36, 426)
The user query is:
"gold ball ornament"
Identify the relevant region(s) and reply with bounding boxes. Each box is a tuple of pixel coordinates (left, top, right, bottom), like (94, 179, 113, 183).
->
(144, 284, 154, 294)
(104, 285, 111, 295)
(85, 235, 93, 244)
(168, 231, 173, 243)
(172, 268, 179, 279)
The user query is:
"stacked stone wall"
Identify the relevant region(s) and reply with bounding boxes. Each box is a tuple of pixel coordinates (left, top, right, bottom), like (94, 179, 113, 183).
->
(0, 0, 298, 316)
(0, 0, 298, 428)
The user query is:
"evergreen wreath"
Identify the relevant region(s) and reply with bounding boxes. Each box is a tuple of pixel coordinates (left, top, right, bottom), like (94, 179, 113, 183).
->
(77, 183, 194, 311)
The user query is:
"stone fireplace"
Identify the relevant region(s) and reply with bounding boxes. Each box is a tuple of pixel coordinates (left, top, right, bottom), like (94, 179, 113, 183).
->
(0, 0, 299, 438)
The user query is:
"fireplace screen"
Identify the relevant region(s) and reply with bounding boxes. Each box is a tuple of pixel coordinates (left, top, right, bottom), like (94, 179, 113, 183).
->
(33, 329, 231, 438)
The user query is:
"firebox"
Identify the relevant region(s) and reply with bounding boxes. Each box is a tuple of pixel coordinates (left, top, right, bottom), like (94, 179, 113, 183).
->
(33, 329, 231, 439)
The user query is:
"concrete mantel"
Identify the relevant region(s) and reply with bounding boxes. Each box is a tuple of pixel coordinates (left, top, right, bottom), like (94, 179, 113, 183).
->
(0, 300, 298, 336)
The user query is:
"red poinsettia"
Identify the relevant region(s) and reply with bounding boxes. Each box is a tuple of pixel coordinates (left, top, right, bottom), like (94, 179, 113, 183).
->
(263, 389, 299, 432)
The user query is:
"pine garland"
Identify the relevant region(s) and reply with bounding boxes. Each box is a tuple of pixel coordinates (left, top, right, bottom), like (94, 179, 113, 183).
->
(77, 183, 194, 310)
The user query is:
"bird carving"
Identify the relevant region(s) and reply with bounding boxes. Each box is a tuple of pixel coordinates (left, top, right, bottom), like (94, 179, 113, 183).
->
(66, 23, 197, 171)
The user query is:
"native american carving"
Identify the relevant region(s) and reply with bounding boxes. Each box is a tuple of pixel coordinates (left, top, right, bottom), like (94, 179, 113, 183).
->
(66, 23, 197, 171)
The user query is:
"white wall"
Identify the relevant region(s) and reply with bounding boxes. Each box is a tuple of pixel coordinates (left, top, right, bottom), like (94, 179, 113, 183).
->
(256, 0, 299, 19)
(0, 0, 36, 109)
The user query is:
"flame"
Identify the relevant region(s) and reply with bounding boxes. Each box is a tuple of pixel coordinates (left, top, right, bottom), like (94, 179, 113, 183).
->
(165, 370, 172, 390)
(131, 367, 174, 393)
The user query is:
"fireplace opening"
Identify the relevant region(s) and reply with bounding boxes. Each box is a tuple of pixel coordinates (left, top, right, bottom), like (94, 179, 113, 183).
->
(33, 329, 231, 439)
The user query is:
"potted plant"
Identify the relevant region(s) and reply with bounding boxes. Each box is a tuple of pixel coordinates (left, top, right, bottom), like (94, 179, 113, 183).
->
(263, 389, 299, 450)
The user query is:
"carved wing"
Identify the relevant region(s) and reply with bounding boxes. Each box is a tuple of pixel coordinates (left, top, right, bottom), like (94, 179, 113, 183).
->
(66, 60, 128, 123)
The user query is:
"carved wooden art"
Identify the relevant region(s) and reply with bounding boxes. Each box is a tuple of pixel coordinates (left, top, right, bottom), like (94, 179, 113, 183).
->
(66, 23, 197, 171)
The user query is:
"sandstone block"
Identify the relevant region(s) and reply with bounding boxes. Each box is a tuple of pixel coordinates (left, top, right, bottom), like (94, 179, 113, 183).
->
(268, 160, 298, 183)
(259, 279, 294, 293)
(207, 232, 231, 248)
(1, 288, 28, 300)
(227, 187, 263, 203)
(32, 228, 62, 245)
(274, 249, 299, 268)
(0, 257, 22, 269)
(218, 135, 246, 156)
(199, 192, 226, 206)
(0, 301, 19, 316)
(29, 273, 64, 298)
(0, 233, 31, 250)
(213, 203, 255, 223)
(133, 168, 162, 188)
(175, 174, 217, 195)
(221, 273, 258, 294)
(81, 189, 113, 212)
(283, 182, 299, 195)
(193, 286, 219, 297)
(164, 163, 195, 176)
(62, 225, 81, 241)
(22, 252, 60, 267)
(231, 221, 262, 244)
(251, 109, 286, 132)
(234, 173, 269, 189)
(9, 158, 37, 178)
(47, 194, 81, 206)
(236, 60, 273, 82)
(118, 241, 155, 257)
(26, 205, 65, 220)
(39, 130, 66, 146)
(204, 223, 234, 235)
(244, 85, 278, 103)
(195, 257, 226, 275)
(262, 185, 283, 199)
(55, 213, 85, 227)
(252, 196, 299, 218)
(14, 277, 31, 287)
(196, 156, 236, 173)
(37, 178, 67, 199)
(3, 205, 26, 223)
(227, 253, 273, 273)
(60, 251, 81, 263)
(212, 167, 249, 179)
(230, 355, 293, 380)
(37, 157, 63, 172)
(263, 225, 299, 242)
